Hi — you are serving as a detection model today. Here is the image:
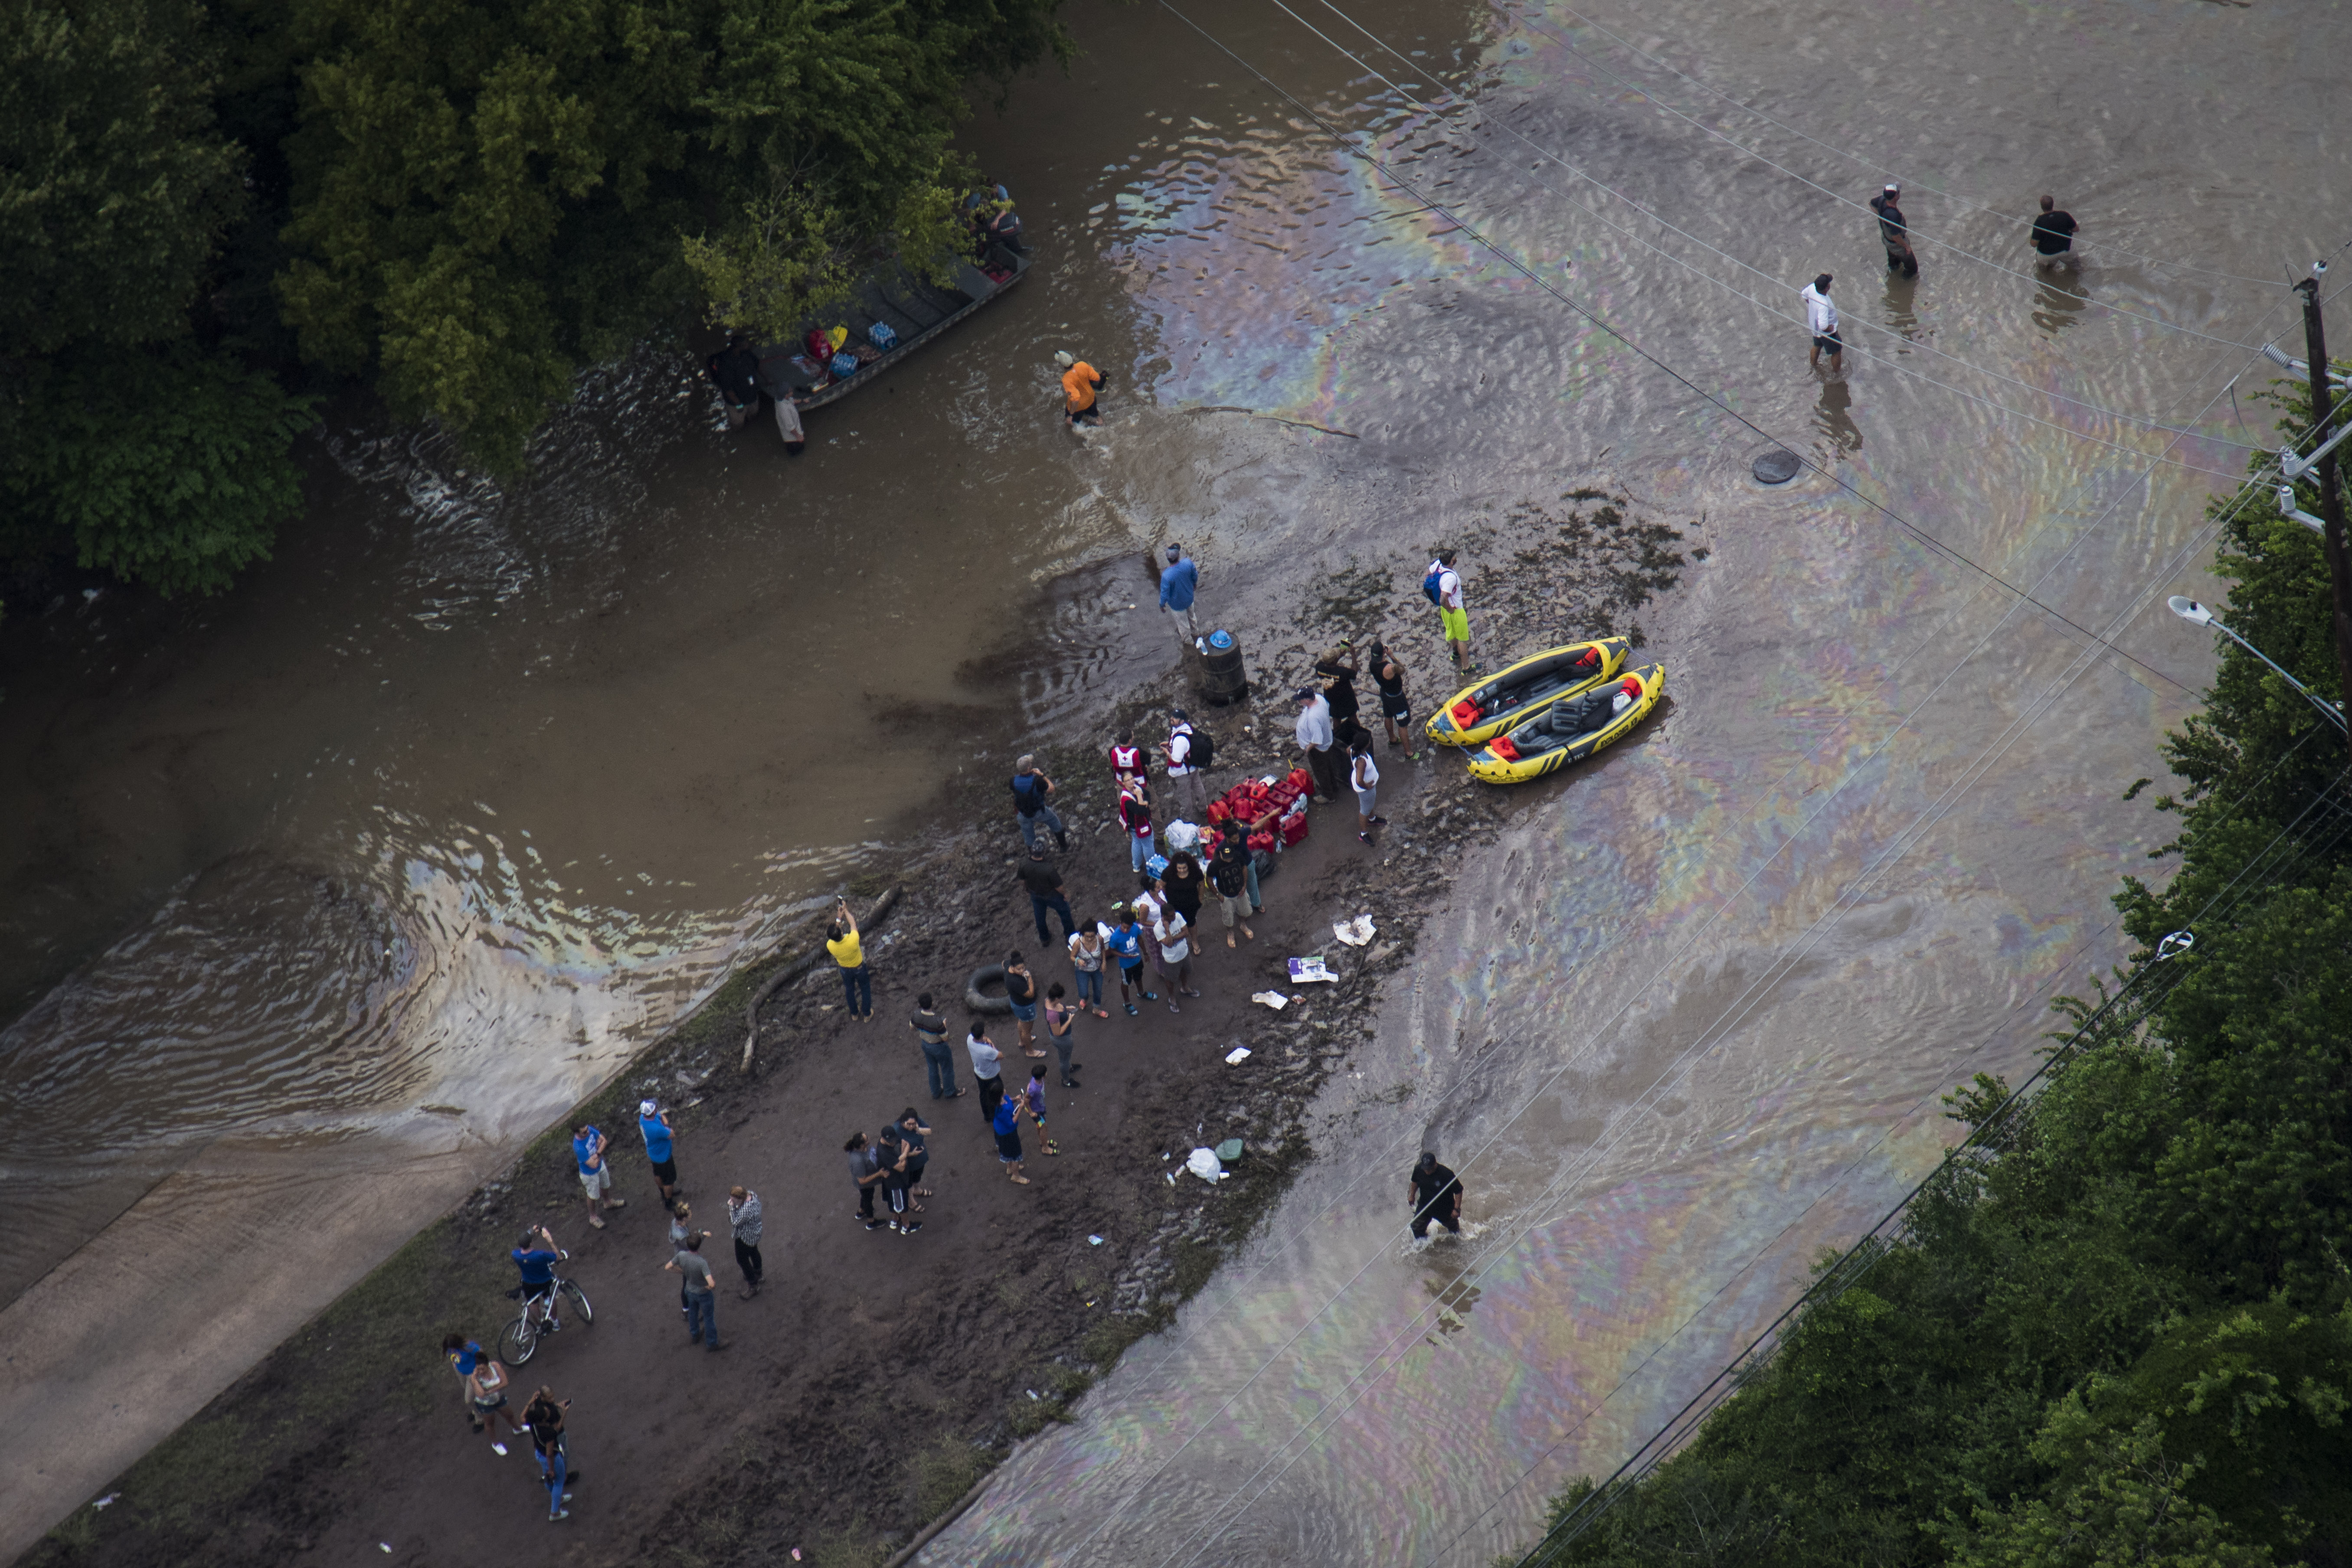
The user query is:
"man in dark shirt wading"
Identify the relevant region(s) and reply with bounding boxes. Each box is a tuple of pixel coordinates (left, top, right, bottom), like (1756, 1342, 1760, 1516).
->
(1408, 1151, 1464, 1239)
(2030, 193, 2079, 266)
(1870, 183, 1917, 278)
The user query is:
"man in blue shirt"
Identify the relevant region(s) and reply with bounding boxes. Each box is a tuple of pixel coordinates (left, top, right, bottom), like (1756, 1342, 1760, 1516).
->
(1159, 544, 1201, 646)
(571, 1121, 626, 1230)
(511, 1224, 565, 1332)
(639, 1099, 679, 1206)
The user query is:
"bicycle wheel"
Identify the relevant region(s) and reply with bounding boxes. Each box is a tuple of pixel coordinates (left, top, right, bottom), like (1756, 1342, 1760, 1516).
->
(562, 1279, 593, 1326)
(497, 1313, 537, 1367)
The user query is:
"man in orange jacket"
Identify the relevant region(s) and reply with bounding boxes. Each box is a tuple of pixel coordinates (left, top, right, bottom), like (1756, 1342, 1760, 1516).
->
(1054, 350, 1104, 426)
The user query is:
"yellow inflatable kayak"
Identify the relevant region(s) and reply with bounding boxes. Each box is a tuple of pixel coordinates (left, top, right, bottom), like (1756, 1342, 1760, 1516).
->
(1468, 663, 1665, 783)
(1425, 638, 1629, 748)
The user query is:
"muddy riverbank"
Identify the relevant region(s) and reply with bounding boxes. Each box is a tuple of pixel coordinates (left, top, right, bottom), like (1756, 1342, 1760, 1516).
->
(19, 499, 1684, 1565)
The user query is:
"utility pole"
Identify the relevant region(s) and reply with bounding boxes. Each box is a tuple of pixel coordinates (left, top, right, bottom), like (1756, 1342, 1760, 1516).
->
(2296, 264, 2352, 760)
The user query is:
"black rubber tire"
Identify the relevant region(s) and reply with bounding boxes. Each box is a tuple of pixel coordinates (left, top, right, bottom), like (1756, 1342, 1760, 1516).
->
(965, 965, 1013, 1016)
(563, 1279, 593, 1326)
(497, 1316, 536, 1367)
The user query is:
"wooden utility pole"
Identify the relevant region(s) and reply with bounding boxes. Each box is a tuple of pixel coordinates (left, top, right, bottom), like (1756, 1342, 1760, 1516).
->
(2296, 268, 2352, 758)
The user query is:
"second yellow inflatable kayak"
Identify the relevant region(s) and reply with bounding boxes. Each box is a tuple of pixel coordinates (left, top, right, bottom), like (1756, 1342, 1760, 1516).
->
(1424, 638, 1629, 748)
(1467, 663, 1665, 783)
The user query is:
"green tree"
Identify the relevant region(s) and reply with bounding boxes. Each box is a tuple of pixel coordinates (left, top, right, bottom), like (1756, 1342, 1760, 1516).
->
(0, 0, 243, 357)
(267, 0, 1071, 470)
(5, 343, 317, 596)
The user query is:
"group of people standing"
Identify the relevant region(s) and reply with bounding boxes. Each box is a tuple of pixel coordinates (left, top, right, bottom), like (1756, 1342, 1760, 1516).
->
(1801, 185, 2084, 374)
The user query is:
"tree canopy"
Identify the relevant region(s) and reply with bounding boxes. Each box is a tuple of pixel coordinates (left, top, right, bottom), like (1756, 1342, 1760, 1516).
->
(1, 0, 1071, 595)
(1521, 390, 2352, 1568)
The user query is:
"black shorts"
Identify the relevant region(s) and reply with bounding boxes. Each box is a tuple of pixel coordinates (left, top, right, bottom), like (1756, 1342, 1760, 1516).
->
(1812, 332, 1842, 353)
(1067, 401, 1099, 422)
(651, 1158, 677, 1185)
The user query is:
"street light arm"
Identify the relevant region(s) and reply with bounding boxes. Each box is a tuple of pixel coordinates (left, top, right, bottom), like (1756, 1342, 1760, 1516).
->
(2207, 618, 2350, 733)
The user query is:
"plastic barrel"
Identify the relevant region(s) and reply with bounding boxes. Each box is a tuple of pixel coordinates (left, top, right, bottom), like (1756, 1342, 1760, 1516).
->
(1202, 632, 1248, 706)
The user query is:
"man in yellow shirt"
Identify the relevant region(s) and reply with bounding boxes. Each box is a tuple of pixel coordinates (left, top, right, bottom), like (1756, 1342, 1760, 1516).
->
(827, 898, 872, 1020)
(1054, 350, 1104, 426)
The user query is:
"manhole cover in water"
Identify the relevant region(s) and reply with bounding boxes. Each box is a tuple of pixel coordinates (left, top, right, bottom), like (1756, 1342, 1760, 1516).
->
(1753, 448, 1802, 484)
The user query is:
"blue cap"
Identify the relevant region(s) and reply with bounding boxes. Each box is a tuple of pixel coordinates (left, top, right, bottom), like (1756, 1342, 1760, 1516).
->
(1208, 629, 1234, 649)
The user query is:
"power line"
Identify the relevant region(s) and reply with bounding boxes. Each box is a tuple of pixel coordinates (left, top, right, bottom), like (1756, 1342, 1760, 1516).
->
(1492, 0, 2290, 290)
(1029, 7, 2314, 1561)
(1021, 17, 2348, 1563)
(1472, 737, 2352, 1566)
(1525, 788, 2352, 1563)
(1267, 0, 2268, 470)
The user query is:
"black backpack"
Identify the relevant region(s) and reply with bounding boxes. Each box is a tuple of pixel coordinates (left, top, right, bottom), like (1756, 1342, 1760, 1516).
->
(1184, 726, 1217, 769)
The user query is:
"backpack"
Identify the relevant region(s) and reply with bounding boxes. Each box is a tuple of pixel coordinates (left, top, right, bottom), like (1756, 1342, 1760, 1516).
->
(1011, 774, 1046, 812)
(1186, 726, 1217, 769)
(1421, 566, 1446, 606)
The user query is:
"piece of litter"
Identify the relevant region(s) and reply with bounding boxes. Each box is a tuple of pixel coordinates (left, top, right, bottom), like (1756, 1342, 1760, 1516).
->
(92, 1496, 118, 1511)
(1250, 990, 1290, 1010)
(1259, 774, 1277, 786)
(1288, 956, 1337, 984)
(1088, 1234, 1104, 1245)
(1333, 914, 1377, 946)
(1027, 1389, 1040, 1400)
(1186, 1147, 1224, 1182)
(1224, 1046, 1252, 1065)
(1165, 1172, 1177, 1185)
(380, 1547, 393, 1555)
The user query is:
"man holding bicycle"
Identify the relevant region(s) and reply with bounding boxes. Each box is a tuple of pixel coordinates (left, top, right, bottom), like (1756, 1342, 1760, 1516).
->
(512, 1225, 566, 1334)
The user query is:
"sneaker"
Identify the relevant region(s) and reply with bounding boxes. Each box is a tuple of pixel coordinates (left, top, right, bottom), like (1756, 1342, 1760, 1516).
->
(1370, 815, 1387, 825)
(865, 1219, 888, 1231)
(902, 1221, 924, 1236)
(1123, 1003, 1138, 1016)
(888, 1220, 902, 1232)
(1358, 831, 1373, 844)
(550, 1510, 571, 1522)
(492, 1443, 509, 1456)
(1142, 990, 1159, 1001)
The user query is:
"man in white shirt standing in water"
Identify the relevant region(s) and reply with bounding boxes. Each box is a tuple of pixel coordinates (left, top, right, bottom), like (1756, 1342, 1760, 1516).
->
(1801, 273, 1842, 372)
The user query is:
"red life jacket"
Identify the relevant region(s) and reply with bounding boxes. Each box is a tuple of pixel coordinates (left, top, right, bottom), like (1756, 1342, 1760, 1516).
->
(1110, 743, 1143, 777)
(1490, 737, 1523, 763)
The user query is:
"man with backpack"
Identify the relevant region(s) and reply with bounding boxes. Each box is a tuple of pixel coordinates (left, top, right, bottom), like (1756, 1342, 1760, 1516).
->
(1424, 551, 1475, 674)
(1164, 708, 1213, 818)
(1011, 756, 1070, 852)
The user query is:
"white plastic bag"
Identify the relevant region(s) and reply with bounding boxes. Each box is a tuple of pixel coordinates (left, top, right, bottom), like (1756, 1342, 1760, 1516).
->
(1186, 1147, 1224, 1182)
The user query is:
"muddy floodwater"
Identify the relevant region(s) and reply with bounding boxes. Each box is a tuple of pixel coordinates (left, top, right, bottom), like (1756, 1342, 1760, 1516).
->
(1, 0, 2341, 1556)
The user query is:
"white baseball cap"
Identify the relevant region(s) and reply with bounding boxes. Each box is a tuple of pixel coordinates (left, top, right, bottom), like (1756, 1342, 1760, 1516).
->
(639, 1099, 658, 1116)
(1053, 350, 1075, 367)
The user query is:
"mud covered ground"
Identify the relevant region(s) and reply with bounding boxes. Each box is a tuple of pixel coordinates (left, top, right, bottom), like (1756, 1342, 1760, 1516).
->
(20, 487, 1686, 1568)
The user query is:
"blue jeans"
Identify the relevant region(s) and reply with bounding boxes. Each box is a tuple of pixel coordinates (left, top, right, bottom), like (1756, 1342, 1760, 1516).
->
(1129, 832, 1156, 875)
(1073, 968, 1103, 1007)
(1018, 806, 1065, 850)
(543, 1443, 568, 1516)
(1245, 855, 1261, 910)
(685, 1290, 718, 1348)
(921, 1041, 958, 1099)
(1030, 892, 1076, 944)
(838, 964, 871, 1018)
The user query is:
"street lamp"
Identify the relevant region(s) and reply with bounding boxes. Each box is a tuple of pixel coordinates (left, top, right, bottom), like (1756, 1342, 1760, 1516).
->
(2167, 596, 2349, 732)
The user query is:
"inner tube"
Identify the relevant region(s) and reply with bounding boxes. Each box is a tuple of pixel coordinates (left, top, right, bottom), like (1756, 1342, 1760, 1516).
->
(965, 964, 1013, 1015)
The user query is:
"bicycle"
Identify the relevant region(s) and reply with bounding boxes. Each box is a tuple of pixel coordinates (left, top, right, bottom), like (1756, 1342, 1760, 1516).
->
(497, 1253, 592, 1366)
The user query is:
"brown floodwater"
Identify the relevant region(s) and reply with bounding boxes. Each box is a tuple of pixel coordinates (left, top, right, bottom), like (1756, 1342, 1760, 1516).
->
(0, 0, 2342, 1555)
